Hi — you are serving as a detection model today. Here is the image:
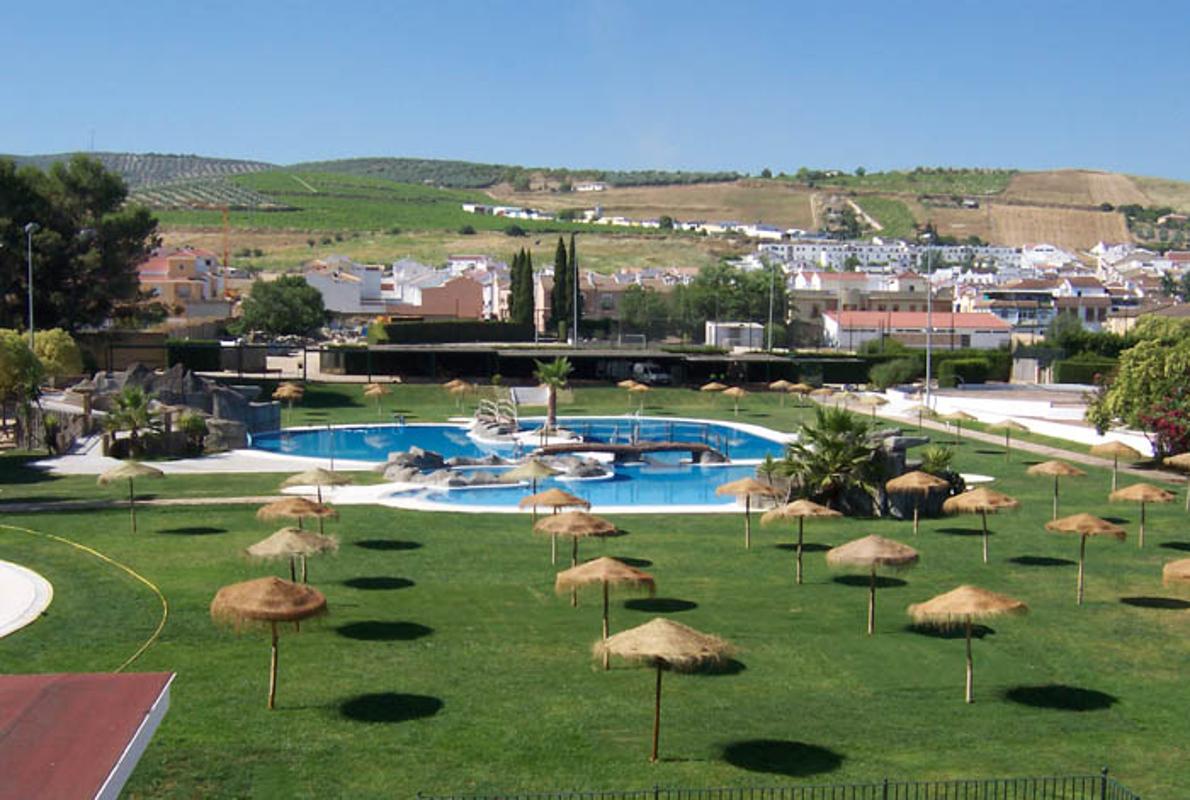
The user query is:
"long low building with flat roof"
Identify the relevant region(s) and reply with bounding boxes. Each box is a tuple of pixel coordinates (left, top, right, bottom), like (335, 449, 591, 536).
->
(822, 310, 1011, 351)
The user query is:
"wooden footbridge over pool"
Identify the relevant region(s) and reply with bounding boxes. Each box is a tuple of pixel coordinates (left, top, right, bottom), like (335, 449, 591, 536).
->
(533, 441, 726, 463)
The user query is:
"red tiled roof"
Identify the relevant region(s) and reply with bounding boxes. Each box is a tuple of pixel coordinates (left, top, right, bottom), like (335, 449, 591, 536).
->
(0, 672, 173, 800)
(1063, 277, 1104, 288)
(825, 311, 1011, 329)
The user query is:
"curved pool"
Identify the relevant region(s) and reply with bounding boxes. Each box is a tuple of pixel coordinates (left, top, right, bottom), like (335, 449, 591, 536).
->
(251, 416, 792, 512)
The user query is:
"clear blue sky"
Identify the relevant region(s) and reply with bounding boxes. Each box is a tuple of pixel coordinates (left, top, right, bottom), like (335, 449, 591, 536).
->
(5, 0, 1190, 178)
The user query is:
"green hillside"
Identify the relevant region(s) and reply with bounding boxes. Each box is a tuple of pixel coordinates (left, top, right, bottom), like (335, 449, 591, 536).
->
(153, 170, 605, 233)
(5, 151, 274, 187)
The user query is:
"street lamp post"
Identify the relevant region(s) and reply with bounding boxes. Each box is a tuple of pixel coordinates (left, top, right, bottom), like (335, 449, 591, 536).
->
(24, 223, 39, 349)
(924, 246, 934, 409)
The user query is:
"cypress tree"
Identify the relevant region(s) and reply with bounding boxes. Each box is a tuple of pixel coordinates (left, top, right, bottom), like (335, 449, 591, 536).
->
(551, 236, 569, 333)
(568, 233, 582, 332)
(521, 248, 535, 328)
(508, 249, 524, 324)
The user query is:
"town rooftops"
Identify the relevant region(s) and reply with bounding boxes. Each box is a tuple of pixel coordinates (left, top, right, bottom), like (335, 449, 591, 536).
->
(825, 310, 1011, 329)
(0, 672, 174, 800)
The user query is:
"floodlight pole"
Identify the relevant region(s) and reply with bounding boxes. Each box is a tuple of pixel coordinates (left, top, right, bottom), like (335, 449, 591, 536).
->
(24, 222, 39, 349)
(766, 261, 776, 351)
(572, 238, 579, 347)
(924, 246, 934, 410)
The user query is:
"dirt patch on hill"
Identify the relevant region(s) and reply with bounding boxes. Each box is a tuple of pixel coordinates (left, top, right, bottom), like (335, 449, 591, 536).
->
(988, 204, 1131, 249)
(1001, 170, 1150, 207)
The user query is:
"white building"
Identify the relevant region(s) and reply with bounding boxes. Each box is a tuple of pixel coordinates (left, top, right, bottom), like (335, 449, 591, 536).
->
(822, 310, 1011, 351)
(706, 321, 765, 349)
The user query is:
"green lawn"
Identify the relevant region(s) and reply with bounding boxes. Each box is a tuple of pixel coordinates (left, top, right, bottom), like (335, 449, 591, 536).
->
(853, 197, 916, 239)
(0, 389, 1184, 798)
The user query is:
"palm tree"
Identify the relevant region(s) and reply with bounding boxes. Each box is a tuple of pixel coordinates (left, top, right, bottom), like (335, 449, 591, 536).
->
(777, 405, 881, 510)
(534, 357, 573, 433)
(104, 386, 159, 457)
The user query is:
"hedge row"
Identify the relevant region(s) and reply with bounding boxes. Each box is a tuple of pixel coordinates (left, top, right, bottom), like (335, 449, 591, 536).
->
(371, 321, 535, 345)
(1052, 356, 1117, 385)
(937, 358, 990, 388)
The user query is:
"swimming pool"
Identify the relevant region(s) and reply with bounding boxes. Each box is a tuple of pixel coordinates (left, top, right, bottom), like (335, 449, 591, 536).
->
(251, 416, 792, 512)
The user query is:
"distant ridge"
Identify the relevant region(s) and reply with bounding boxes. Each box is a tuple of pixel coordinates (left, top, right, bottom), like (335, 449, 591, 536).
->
(4, 152, 275, 188)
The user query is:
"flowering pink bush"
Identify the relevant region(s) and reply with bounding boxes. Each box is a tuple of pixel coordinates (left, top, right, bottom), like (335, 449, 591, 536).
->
(1138, 386, 1190, 458)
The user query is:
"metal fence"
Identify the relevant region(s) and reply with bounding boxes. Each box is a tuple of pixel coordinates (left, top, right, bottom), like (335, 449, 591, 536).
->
(417, 771, 1140, 800)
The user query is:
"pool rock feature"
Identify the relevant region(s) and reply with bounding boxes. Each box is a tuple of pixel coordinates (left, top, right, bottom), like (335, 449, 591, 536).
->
(381, 447, 447, 471)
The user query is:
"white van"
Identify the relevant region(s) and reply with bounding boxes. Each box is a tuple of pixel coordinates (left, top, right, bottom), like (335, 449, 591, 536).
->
(632, 362, 671, 385)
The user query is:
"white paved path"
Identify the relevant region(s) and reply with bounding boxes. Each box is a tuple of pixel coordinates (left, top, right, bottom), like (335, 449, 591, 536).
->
(0, 560, 53, 639)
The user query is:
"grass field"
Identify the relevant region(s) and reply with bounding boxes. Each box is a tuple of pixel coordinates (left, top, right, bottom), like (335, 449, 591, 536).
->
(0, 386, 1185, 798)
(852, 197, 916, 239)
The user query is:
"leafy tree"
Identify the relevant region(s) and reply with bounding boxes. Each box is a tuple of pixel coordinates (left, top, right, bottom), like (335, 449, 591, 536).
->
(777, 405, 881, 510)
(533, 356, 572, 431)
(855, 166, 866, 177)
(237, 275, 326, 336)
(760, 168, 773, 179)
(620, 285, 667, 335)
(458, 225, 476, 235)
(658, 215, 674, 230)
(919, 445, 955, 475)
(512, 174, 531, 192)
(0, 155, 158, 332)
(0, 329, 42, 436)
(178, 411, 208, 455)
(1087, 333, 1190, 456)
(503, 224, 527, 237)
(869, 357, 920, 389)
(32, 328, 82, 384)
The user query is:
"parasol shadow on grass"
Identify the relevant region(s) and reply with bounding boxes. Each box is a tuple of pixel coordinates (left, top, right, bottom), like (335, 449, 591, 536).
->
(935, 527, 988, 537)
(342, 577, 414, 590)
(1003, 684, 1117, 711)
(612, 556, 653, 568)
(355, 539, 421, 551)
(905, 622, 995, 640)
(336, 621, 434, 641)
(832, 575, 907, 589)
(1119, 596, 1190, 610)
(1008, 556, 1076, 567)
(690, 658, 747, 677)
(157, 526, 227, 536)
(1159, 541, 1190, 551)
(339, 692, 443, 723)
(721, 739, 844, 777)
(624, 598, 698, 613)
(774, 542, 831, 553)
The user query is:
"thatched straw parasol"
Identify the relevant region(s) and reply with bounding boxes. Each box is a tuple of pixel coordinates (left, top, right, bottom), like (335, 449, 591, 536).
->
(448, 381, 472, 410)
(1087, 441, 1142, 493)
(856, 394, 888, 419)
(988, 419, 1029, 460)
(1162, 558, 1190, 587)
(886, 470, 949, 534)
(594, 618, 733, 762)
(715, 477, 780, 549)
(769, 379, 793, 406)
(1110, 482, 1175, 548)
(760, 499, 841, 584)
(1045, 513, 1125, 605)
(827, 535, 919, 635)
(908, 585, 1027, 703)
(519, 487, 589, 562)
(272, 383, 304, 425)
(939, 410, 976, 443)
(789, 382, 813, 405)
(281, 467, 353, 504)
(256, 497, 338, 533)
(363, 383, 392, 417)
(211, 576, 327, 710)
(902, 403, 931, 431)
(942, 487, 1020, 563)
(505, 458, 558, 495)
(556, 557, 655, 669)
(618, 379, 641, 389)
(628, 381, 650, 412)
(535, 511, 619, 567)
(722, 386, 747, 417)
(442, 378, 466, 390)
(97, 461, 164, 534)
(809, 386, 834, 400)
(1026, 460, 1086, 521)
(1164, 452, 1190, 512)
(246, 527, 339, 583)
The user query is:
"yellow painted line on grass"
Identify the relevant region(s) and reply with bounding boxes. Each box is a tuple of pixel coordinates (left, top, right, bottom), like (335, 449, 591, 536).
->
(0, 523, 169, 673)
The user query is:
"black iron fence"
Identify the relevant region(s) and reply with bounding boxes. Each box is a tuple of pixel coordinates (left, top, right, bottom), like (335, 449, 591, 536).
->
(416, 771, 1140, 800)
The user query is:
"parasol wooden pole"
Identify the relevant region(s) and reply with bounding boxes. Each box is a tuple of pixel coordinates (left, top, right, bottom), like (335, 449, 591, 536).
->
(601, 581, 610, 670)
(913, 500, 920, 535)
(268, 622, 279, 710)
(964, 617, 974, 704)
(1004, 430, 1011, 461)
(795, 518, 805, 585)
(1052, 476, 1059, 521)
(128, 477, 137, 534)
(867, 565, 876, 635)
(1138, 503, 1146, 548)
(571, 537, 579, 607)
(744, 496, 752, 549)
(956, 421, 962, 444)
(1111, 455, 1119, 493)
(1077, 534, 1087, 605)
(289, 556, 296, 582)
(1185, 482, 1189, 513)
(650, 664, 663, 763)
(301, 554, 308, 584)
(981, 509, 989, 564)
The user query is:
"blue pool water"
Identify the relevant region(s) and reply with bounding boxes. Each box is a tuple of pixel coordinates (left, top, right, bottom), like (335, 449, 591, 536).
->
(251, 417, 789, 509)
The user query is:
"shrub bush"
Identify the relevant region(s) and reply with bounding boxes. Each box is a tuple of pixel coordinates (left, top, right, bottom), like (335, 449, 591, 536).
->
(869, 357, 920, 389)
(1052, 355, 1117, 385)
